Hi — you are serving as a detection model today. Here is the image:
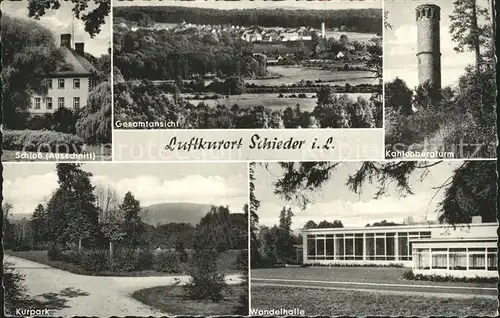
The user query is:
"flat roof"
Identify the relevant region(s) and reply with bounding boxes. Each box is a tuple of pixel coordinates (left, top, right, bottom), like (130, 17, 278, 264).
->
(301, 222, 498, 233)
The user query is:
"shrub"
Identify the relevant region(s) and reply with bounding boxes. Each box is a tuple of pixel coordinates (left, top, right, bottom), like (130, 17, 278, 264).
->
(401, 270, 498, 283)
(298, 93, 307, 98)
(47, 242, 62, 261)
(111, 248, 137, 272)
(4, 261, 29, 314)
(2, 130, 84, 153)
(184, 248, 226, 302)
(135, 249, 154, 271)
(154, 251, 181, 273)
(61, 250, 81, 264)
(80, 249, 110, 272)
(235, 249, 248, 271)
(26, 114, 53, 130)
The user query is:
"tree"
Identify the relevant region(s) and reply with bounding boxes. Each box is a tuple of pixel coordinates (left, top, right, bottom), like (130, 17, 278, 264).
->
(4, 261, 29, 314)
(193, 206, 233, 252)
(317, 220, 344, 228)
(95, 184, 123, 262)
(385, 78, 413, 116)
(276, 207, 294, 262)
(303, 220, 318, 229)
(28, 0, 110, 37)
(449, 0, 490, 74)
(76, 82, 112, 144)
(2, 15, 64, 128)
(3, 201, 16, 249)
(249, 163, 262, 268)
(31, 204, 49, 248)
(120, 191, 144, 247)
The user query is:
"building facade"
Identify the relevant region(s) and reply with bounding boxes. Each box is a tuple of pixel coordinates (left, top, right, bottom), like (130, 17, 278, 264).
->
(301, 221, 498, 278)
(29, 34, 98, 115)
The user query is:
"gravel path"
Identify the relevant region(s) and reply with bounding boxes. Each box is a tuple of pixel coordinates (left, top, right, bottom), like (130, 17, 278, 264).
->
(6, 255, 242, 317)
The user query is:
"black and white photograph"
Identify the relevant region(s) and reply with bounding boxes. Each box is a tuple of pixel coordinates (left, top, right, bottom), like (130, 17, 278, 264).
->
(113, 0, 383, 129)
(249, 161, 497, 316)
(1, 0, 112, 162)
(3, 163, 249, 316)
(384, 0, 496, 159)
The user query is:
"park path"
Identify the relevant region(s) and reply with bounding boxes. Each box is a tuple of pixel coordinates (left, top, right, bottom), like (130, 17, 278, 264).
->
(6, 255, 242, 317)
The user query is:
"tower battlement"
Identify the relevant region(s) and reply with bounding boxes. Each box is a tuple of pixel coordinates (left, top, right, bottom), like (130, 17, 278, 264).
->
(416, 4, 441, 21)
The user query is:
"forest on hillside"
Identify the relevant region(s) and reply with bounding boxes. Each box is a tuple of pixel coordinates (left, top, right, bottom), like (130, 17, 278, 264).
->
(114, 6, 382, 33)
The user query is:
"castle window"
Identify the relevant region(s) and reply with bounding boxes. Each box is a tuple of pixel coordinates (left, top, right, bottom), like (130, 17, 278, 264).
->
(73, 78, 80, 89)
(58, 78, 65, 89)
(47, 79, 53, 90)
(73, 97, 80, 109)
(46, 97, 53, 110)
(58, 97, 65, 109)
(34, 97, 41, 109)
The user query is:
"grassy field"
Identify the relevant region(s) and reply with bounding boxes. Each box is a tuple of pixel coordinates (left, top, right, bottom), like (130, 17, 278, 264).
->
(185, 93, 372, 112)
(247, 66, 376, 86)
(251, 267, 497, 288)
(6, 249, 241, 276)
(251, 285, 497, 316)
(132, 284, 246, 315)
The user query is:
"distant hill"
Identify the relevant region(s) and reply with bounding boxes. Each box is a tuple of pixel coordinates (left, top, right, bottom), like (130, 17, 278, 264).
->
(140, 202, 213, 226)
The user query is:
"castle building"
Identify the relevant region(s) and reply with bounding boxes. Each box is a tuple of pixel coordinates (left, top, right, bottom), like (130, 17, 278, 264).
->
(29, 34, 98, 115)
(416, 4, 442, 88)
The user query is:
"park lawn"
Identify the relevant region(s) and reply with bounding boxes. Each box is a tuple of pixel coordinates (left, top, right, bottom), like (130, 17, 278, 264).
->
(132, 284, 246, 316)
(251, 285, 497, 316)
(6, 249, 241, 277)
(251, 267, 497, 288)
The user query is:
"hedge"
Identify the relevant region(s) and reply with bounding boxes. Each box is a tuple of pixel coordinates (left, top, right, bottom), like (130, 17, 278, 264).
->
(153, 250, 181, 273)
(2, 130, 84, 153)
(402, 270, 498, 283)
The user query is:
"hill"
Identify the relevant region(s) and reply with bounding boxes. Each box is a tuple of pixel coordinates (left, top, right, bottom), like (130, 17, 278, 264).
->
(140, 202, 213, 226)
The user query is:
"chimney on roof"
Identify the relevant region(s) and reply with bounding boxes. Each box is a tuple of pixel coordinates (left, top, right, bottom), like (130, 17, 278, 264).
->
(471, 215, 482, 224)
(60, 34, 72, 49)
(75, 42, 85, 55)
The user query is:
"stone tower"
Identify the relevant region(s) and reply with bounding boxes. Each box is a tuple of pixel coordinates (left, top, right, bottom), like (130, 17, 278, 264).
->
(416, 4, 441, 89)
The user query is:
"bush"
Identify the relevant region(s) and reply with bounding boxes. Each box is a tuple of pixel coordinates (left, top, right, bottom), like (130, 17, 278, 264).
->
(2, 130, 84, 153)
(184, 248, 226, 302)
(154, 251, 181, 273)
(111, 248, 137, 272)
(4, 261, 29, 314)
(26, 114, 54, 130)
(61, 249, 81, 264)
(298, 93, 307, 98)
(401, 270, 498, 283)
(80, 249, 110, 272)
(135, 249, 154, 271)
(235, 249, 248, 271)
(47, 242, 63, 261)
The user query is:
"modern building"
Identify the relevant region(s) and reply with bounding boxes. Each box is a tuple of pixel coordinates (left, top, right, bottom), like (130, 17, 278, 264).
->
(29, 34, 98, 115)
(416, 4, 441, 88)
(301, 218, 498, 278)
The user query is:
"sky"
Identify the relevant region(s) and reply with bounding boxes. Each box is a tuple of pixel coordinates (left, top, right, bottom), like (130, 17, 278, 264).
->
(3, 163, 248, 217)
(253, 161, 463, 229)
(115, 0, 382, 10)
(2, 0, 111, 57)
(384, 0, 492, 88)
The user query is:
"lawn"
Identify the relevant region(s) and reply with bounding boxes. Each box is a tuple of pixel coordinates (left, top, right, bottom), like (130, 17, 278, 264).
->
(251, 267, 497, 288)
(251, 285, 497, 316)
(132, 284, 246, 315)
(6, 249, 241, 277)
(184, 93, 372, 112)
(246, 66, 376, 86)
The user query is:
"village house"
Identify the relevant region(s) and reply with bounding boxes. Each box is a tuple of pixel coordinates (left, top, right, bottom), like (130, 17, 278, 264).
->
(29, 34, 98, 115)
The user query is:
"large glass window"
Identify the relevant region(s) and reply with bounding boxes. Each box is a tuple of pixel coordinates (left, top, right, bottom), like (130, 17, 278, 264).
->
(345, 235, 354, 260)
(386, 234, 395, 260)
(354, 234, 363, 260)
(415, 248, 430, 269)
(307, 236, 315, 259)
(335, 234, 344, 260)
(366, 234, 375, 260)
(316, 238, 325, 258)
(487, 248, 497, 271)
(398, 233, 408, 260)
(431, 249, 447, 269)
(449, 248, 467, 270)
(375, 235, 385, 260)
(469, 253, 486, 270)
(326, 237, 334, 256)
